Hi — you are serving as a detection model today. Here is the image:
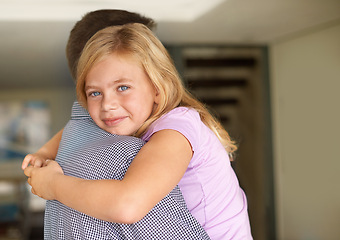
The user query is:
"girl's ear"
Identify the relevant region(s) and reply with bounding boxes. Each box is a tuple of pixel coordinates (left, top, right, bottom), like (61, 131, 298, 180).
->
(154, 89, 160, 104)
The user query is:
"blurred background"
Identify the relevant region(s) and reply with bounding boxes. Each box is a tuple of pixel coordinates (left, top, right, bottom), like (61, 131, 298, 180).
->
(0, 0, 339, 239)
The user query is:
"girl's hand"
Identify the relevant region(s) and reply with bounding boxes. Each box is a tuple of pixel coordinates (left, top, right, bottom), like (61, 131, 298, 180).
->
(24, 160, 64, 200)
(22, 153, 50, 170)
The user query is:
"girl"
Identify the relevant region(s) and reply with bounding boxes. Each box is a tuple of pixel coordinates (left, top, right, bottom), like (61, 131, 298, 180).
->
(24, 23, 252, 239)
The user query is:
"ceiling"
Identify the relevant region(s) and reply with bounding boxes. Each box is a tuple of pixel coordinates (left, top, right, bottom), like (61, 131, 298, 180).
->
(1, 0, 340, 89)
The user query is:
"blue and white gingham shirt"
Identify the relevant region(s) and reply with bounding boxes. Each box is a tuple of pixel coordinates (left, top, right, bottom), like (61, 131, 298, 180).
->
(44, 102, 210, 240)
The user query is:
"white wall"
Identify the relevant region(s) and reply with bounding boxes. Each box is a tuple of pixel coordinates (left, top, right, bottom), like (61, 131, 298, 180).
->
(270, 23, 340, 240)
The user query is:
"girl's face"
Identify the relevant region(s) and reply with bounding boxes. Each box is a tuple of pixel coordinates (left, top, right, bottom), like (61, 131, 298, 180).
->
(85, 53, 159, 136)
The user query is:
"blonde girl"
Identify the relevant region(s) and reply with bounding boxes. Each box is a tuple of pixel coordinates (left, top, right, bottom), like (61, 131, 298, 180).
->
(24, 23, 252, 239)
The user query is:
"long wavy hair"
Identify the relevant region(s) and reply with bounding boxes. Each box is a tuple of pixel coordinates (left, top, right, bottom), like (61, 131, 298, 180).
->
(76, 23, 237, 155)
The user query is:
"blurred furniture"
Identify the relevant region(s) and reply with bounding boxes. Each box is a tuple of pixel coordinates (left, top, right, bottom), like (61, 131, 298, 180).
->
(0, 157, 30, 240)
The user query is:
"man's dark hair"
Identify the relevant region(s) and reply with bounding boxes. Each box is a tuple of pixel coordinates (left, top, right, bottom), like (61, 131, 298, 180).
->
(66, 9, 156, 80)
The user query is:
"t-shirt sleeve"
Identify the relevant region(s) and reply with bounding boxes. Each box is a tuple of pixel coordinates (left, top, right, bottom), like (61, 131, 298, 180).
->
(142, 108, 200, 152)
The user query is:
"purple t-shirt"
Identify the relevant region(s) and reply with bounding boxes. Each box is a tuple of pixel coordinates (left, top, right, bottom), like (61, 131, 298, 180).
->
(142, 107, 252, 239)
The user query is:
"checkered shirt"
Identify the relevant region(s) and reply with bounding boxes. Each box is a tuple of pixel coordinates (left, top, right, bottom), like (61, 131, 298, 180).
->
(44, 102, 210, 240)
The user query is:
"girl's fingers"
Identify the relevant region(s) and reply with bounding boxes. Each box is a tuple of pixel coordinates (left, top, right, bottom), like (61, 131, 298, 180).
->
(33, 159, 44, 168)
(31, 187, 36, 195)
(24, 166, 33, 178)
(22, 154, 33, 170)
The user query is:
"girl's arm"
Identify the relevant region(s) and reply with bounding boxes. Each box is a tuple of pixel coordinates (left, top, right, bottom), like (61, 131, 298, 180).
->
(22, 128, 63, 169)
(24, 129, 192, 224)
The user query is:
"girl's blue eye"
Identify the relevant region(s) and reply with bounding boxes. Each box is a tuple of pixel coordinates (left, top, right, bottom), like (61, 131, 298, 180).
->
(90, 91, 101, 97)
(118, 86, 129, 92)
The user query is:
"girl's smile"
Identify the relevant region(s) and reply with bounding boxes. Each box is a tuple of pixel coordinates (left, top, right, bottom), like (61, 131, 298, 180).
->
(102, 116, 127, 127)
(85, 53, 159, 136)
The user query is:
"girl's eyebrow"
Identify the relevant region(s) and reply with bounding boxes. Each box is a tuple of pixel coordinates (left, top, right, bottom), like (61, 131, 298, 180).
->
(84, 78, 133, 91)
(114, 78, 133, 84)
(84, 85, 97, 91)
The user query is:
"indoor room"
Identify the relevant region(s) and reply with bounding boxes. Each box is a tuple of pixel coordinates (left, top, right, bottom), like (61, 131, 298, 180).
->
(0, 0, 340, 239)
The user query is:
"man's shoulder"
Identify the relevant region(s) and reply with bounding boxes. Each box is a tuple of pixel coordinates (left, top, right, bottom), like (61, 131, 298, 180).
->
(71, 101, 90, 119)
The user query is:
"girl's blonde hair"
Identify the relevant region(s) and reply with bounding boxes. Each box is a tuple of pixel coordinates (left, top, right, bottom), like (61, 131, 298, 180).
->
(76, 23, 237, 155)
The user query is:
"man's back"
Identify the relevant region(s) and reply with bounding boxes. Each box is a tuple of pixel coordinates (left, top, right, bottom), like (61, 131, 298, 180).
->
(44, 102, 210, 239)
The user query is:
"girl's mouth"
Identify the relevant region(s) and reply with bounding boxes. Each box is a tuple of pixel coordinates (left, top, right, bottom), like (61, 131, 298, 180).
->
(102, 117, 127, 126)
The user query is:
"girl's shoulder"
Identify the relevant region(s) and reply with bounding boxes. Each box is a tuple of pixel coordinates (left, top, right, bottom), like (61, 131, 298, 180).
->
(156, 107, 201, 129)
(162, 107, 199, 120)
(142, 107, 201, 141)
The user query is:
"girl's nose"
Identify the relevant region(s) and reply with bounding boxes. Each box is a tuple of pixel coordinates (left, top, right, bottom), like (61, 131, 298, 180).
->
(101, 95, 118, 111)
